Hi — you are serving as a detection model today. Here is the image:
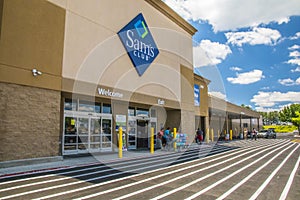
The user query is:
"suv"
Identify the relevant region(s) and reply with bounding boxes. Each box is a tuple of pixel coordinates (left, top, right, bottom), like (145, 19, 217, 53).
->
(266, 129, 276, 139)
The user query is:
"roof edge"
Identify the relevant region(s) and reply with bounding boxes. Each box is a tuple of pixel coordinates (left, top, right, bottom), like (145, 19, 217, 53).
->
(144, 0, 197, 36)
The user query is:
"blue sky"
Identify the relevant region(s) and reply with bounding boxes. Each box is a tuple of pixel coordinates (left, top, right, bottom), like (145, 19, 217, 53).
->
(163, 0, 300, 112)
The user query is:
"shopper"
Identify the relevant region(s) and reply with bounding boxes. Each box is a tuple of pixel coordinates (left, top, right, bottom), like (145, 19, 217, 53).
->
(164, 127, 171, 150)
(253, 128, 257, 140)
(195, 128, 203, 145)
(157, 128, 164, 150)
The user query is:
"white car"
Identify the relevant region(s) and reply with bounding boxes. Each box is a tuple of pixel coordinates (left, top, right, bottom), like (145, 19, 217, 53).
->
(257, 130, 268, 138)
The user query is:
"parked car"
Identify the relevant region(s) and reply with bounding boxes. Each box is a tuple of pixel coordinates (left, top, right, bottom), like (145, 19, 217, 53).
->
(266, 130, 276, 139)
(257, 129, 268, 138)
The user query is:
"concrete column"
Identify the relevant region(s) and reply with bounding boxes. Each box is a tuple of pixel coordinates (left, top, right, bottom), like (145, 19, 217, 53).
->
(240, 114, 242, 135)
(226, 112, 229, 136)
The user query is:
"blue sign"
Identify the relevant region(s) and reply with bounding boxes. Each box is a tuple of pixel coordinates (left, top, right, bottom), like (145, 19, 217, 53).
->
(194, 84, 200, 106)
(118, 13, 159, 76)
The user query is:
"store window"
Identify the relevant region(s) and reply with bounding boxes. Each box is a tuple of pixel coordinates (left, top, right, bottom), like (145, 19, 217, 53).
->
(136, 108, 149, 117)
(150, 108, 156, 117)
(128, 107, 135, 116)
(102, 103, 111, 114)
(79, 100, 101, 113)
(64, 99, 77, 111)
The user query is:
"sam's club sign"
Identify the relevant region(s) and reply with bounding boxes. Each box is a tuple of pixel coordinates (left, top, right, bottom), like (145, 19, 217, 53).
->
(118, 13, 159, 76)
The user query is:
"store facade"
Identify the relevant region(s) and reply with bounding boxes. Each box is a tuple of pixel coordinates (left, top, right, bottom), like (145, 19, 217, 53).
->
(0, 0, 198, 162)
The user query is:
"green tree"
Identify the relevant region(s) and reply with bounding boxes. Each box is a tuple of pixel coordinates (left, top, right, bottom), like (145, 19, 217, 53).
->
(279, 104, 300, 124)
(291, 111, 300, 133)
(241, 104, 252, 110)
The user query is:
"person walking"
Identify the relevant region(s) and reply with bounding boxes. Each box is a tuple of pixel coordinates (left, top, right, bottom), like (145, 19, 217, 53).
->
(253, 128, 257, 141)
(164, 127, 171, 150)
(157, 128, 164, 150)
(195, 128, 203, 145)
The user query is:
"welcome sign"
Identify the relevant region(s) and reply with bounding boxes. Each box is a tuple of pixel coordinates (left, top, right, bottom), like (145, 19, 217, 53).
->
(118, 13, 159, 76)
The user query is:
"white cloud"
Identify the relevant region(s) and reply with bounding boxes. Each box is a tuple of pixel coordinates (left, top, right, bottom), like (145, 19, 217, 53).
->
(225, 27, 281, 47)
(287, 58, 300, 66)
(230, 67, 242, 71)
(163, 0, 300, 32)
(289, 51, 300, 57)
(251, 91, 300, 109)
(290, 32, 300, 40)
(227, 69, 264, 84)
(260, 86, 270, 90)
(287, 51, 300, 66)
(288, 45, 300, 50)
(209, 91, 227, 100)
(292, 67, 300, 73)
(287, 46, 300, 71)
(193, 40, 232, 67)
(278, 78, 300, 86)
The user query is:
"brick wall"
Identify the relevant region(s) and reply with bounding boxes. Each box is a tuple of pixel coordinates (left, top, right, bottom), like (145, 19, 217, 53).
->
(0, 83, 61, 162)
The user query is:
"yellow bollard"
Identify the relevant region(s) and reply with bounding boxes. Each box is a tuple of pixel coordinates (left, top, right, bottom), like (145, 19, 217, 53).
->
(119, 127, 123, 158)
(211, 129, 214, 142)
(230, 130, 233, 140)
(206, 128, 209, 143)
(173, 128, 177, 150)
(150, 128, 154, 154)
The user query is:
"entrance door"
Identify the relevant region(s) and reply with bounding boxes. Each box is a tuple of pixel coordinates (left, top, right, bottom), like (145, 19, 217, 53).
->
(63, 112, 112, 155)
(128, 117, 137, 150)
(77, 117, 89, 152)
(101, 118, 112, 150)
(137, 120, 149, 148)
(90, 117, 101, 151)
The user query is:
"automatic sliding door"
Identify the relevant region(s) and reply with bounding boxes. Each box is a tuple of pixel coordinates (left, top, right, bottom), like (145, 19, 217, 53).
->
(101, 118, 112, 150)
(90, 118, 101, 150)
(78, 117, 89, 151)
(128, 119, 137, 149)
(64, 116, 78, 152)
(63, 113, 112, 155)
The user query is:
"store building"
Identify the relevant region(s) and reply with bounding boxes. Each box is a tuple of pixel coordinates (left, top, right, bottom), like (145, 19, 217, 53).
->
(0, 0, 200, 163)
(0, 0, 260, 165)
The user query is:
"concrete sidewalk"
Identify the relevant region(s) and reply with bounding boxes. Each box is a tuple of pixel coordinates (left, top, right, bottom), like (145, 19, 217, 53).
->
(0, 150, 166, 177)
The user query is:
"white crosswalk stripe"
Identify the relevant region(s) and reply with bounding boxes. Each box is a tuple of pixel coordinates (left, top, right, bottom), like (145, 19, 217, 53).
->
(0, 139, 298, 200)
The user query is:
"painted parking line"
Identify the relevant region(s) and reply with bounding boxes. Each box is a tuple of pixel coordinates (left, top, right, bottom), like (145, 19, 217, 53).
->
(0, 146, 209, 187)
(50, 143, 266, 200)
(279, 152, 300, 200)
(42, 141, 284, 200)
(26, 144, 255, 200)
(0, 140, 284, 200)
(77, 141, 283, 200)
(216, 143, 299, 200)
(153, 142, 292, 200)
(249, 143, 299, 200)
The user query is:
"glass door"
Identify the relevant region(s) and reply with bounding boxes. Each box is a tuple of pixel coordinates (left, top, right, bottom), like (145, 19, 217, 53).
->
(63, 112, 113, 155)
(90, 117, 101, 151)
(64, 116, 78, 153)
(101, 118, 112, 150)
(78, 117, 89, 152)
(128, 117, 137, 149)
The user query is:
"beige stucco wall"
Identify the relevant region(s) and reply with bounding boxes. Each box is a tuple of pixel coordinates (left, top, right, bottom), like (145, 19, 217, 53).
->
(0, 0, 65, 91)
(48, 0, 194, 104)
(0, 0, 65, 162)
